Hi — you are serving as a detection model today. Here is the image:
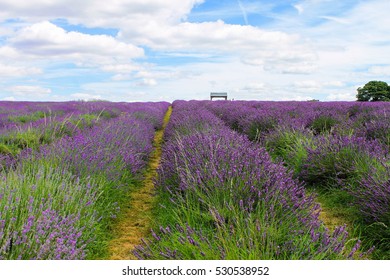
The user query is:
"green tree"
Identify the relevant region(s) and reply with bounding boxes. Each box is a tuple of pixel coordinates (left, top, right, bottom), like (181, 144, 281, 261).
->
(356, 81, 390, 101)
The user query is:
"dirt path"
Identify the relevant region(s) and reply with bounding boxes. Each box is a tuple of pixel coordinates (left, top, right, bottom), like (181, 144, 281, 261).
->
(318, 203, 349, 232)
(108, 106, 172, 260)
(309, 192, 350, 233)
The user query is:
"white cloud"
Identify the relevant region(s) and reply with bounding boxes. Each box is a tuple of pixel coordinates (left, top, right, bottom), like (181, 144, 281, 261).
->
(293, 4, 304, 14)
(237, 0, 249, 25)
(0, 0, 388, 102)
(101, 64, 140, 74)
(293, 80, 321, 89)
(114, 14, 317, 75)
(102, 64, 143, 81)
(8, 85, 51, 97)
(297, 0, 390, 59)
(1, 96, 16, 101)
(0, 63, 42, 77)
(127, 60, 319, 101)
(77, 81, 166, 102)
(282, 95, 314, 101)
(242, 83, 266, 92)
(9, 21, 144, 62)
(0, 0, 205, 26)
(0, 46, 20, 59)
(1, 21, 146, 86)
(111, 74, 132, 81)
(325, 92, 356, 101)
(124, 20, 277, 49)
(367, 65, 390, 76)
(278, 64, 317, 75)
(242, 48, 318, 74)
(137, 78, 157, 87)
(293, 80, 346, 92)
(70, 93, 103, 101)
(320, 16, 350, 25)
(324, 81, 345, 87)
(135, 71, 154, 79)
(0, 25, 15, 37)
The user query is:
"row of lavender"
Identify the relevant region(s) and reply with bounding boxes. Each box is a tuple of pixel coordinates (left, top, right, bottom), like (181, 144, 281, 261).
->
(0, 101, 167, 167)
(135, 101, 362, 260)
(0, 101, 118, 167)
(0, 101, 137, 128)
(0, 101, 118, 136)
(202, 100, 390, 258)
(0, 101, 170, 259)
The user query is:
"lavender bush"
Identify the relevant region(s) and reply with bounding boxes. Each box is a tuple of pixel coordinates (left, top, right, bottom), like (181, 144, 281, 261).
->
(135, 101, 360, 260)
(204, 100, 390, 258)
(41, 114, 155, 179)
(0, 101, 169, 259)
(0, 166, 97, 259)
(298, 135, 387, 187)
(348, 171, 390, 257)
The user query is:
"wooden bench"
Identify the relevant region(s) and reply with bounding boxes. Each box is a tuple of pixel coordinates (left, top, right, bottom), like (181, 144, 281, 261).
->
(210, 92, 228, 100)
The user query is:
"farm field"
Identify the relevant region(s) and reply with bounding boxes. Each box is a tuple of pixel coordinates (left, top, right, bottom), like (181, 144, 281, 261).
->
(0, 101, 170, 259)
(1, 100, 389, 260)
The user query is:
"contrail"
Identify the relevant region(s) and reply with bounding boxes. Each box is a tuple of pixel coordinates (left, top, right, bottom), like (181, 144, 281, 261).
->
(237, 0, 249, 25)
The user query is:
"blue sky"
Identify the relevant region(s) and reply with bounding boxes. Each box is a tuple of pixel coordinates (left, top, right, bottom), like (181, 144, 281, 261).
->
(0, 0, 389, 102)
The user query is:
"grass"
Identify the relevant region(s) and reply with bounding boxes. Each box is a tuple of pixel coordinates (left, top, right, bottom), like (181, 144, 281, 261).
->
(0, 161, 99, 259)
(0, 112, 111, 157)
(136, 119, 358, 259)
(0, 105, 166, 259)
(308, 186, 359, 230)
(263, 129, 385, 259)
(2, 101, 388, 260)
(265, 128, 313, 176)
(308, 115, 338, 135)
(0, 141, 142, 259)
(247, 117, 276, 141)
(308, 185, 386, 259)
(212, 113, 383, 259)
(142, 168, 357, 260)
(7, 111, 47, 124)
(107, 106, 172, 260)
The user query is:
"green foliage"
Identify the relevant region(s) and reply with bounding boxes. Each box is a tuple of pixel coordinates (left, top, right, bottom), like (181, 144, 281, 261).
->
(0, 163, 99, 259)
(301, 143, 385, 188)
(132, 111, 159, 129)
(0, 142, 139, 259)
(347, 105, 363, 118)
(71, 114, 98, 129)
(362, 222, 390, 259)
(312, 185, 390, 259)
(31, 156, 136, 258)
(8, 111, 46, 124)
(0, 114, 97, 158)
(0, 143, 14, 155)
(0, 129, 41, 154)
(356, 81, 390, 102)
(99, 109, 119, 120)
(265, 129, 312, 176)
(309, 115, 338, 135)
(0, 118, 77, 156)
(230, 119, 243, 132)
(247, 118, 276, 141)
(146, 167, 351, 260)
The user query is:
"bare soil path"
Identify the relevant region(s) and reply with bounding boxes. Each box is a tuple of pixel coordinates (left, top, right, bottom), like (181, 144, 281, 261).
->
(318, 202, 349, 232)
(108, 106, 172, 260)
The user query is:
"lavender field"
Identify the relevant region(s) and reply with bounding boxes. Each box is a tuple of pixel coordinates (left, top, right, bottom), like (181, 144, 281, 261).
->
(0, 101, 170, 259)
(1, 100, 389, 259)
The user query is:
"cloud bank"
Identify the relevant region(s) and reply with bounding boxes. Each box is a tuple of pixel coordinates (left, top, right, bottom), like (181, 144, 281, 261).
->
(0, 0, 389, 101)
